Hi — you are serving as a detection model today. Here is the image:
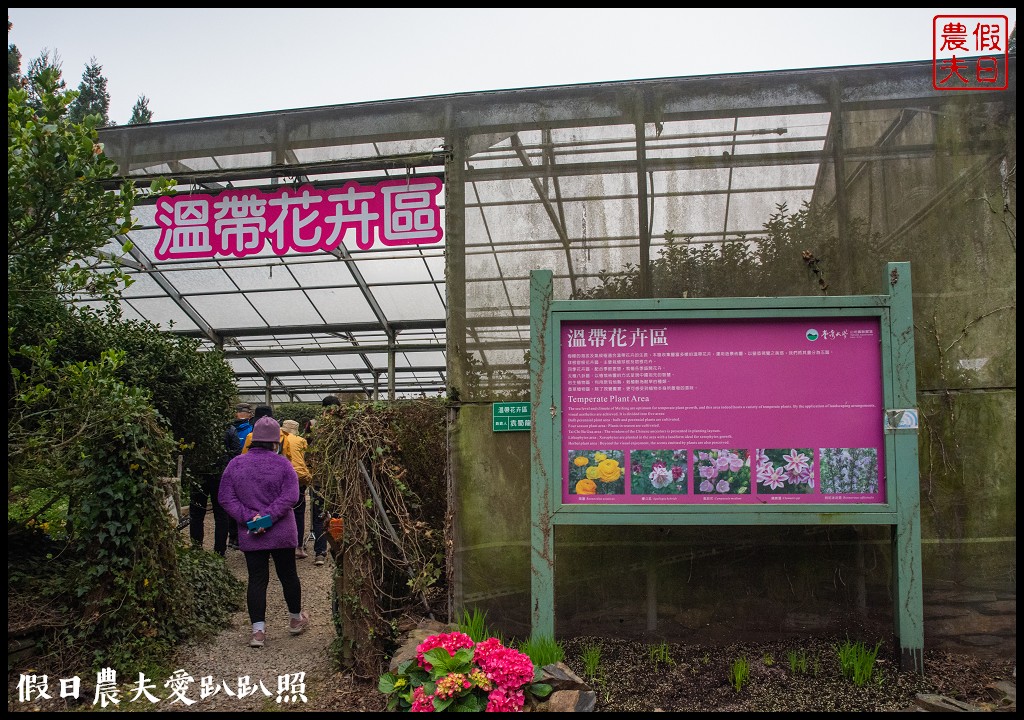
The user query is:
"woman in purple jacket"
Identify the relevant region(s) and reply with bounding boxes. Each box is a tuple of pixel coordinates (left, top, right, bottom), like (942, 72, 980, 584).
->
(219, 416, 310, 647)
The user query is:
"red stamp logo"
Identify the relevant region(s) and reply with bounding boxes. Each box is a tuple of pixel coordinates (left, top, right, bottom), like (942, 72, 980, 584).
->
(933, 15, 1009, 90)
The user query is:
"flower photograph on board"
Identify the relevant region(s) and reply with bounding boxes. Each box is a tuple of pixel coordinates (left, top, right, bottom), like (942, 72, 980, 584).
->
(694, 448, 751, 495)
(568, 449, 625, 495)
(755, 448, 815, 494)
(819, 447, 879, 493)
(629, 449, 688, 495)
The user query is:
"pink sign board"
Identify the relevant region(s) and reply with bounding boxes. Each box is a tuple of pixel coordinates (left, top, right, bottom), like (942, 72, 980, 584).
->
(152, 178, 443, 260)
(560, 317, 885, 506)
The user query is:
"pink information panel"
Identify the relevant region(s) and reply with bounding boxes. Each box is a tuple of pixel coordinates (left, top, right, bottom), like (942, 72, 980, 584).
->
(560, 317, 886, 506)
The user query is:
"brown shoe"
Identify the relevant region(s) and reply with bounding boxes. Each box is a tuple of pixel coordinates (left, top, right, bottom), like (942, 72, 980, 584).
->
(295, 549, 308, 559)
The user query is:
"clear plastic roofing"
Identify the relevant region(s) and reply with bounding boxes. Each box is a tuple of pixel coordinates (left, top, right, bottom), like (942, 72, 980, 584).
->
(91, 58, 1009, 404)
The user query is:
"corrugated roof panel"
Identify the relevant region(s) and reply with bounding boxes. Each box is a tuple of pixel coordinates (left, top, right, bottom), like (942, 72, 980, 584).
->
(188, 293, 267, 328)
(303, 287, 379, 324)
(225, 263, 301, 291)
(123, 296, 200, 331)
(246, 290, 325, 327)
(368, 283, 445, 322)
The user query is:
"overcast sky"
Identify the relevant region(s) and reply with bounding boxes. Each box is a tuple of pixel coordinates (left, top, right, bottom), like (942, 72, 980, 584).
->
(8, 8, 1017, 126)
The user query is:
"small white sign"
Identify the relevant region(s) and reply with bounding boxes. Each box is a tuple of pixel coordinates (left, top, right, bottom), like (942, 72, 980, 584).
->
(885, 409, 919, 430)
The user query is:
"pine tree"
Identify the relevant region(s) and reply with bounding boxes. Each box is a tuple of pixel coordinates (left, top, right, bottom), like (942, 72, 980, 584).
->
(128, 94, 153, 124)
(8, 18, 21, 90)
(68, 56, 111, 126)
(25, 49, 64, 112)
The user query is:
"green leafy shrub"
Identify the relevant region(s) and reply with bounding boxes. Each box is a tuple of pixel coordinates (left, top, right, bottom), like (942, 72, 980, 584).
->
(7, 62, 237, 677)
(175, 544, 245, 633)
(61, 312, 238, 485)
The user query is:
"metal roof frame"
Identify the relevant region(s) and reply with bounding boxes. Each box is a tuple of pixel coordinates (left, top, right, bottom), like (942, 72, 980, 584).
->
(92, 59, 1011, 402)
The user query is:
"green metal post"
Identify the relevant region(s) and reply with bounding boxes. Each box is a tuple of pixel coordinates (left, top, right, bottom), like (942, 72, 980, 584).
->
(530, 270, 555, 638)
(887, 262, 924, 673)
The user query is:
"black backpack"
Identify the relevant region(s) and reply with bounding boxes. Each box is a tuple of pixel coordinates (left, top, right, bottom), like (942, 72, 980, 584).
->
(224, 419, 253, 457)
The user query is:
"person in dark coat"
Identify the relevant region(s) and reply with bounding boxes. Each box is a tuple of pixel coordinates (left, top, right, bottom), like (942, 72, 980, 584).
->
(303, 395, 341, 565)
(219, 416, 309, 647)
(190, 402, 251, 554)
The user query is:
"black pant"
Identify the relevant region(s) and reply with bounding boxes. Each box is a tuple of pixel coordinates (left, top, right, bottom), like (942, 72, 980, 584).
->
(310, 486, 327, 556)
(243, 546, 302, 624)
(189, 472, 238, 555)
(294, 488, 307, 550)
(294, 487, 328, 556)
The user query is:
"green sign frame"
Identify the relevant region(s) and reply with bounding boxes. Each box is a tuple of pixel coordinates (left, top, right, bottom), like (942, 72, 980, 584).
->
(529, 262, 923, 672)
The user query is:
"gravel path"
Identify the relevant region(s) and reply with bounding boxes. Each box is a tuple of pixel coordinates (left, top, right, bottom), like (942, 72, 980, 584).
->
(161, 517, 383, 712)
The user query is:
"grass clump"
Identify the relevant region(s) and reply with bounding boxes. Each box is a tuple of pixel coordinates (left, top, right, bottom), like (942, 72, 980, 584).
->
(648, 640, 674, 667)
(580, 642, 603, 682)
(457, 606, 497, 643)
(728, 657, 750, 692)
(787, 649, 809, 675)
(835, 638, 882, 687)
(518, 634, 565, 668)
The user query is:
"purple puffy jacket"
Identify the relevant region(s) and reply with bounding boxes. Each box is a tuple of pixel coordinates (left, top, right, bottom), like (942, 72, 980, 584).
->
(218, 447, 300, 551)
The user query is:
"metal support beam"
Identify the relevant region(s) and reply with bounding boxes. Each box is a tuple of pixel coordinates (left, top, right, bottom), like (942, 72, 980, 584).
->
(634, 100, 651, 298)
(510, 134, 578, 296)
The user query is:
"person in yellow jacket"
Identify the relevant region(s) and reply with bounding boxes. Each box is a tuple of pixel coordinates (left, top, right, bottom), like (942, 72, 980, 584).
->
(242, 408, 313, 558)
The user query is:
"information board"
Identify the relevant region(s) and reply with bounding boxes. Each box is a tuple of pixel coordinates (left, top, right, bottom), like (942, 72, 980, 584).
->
(560, 317, 885, 505)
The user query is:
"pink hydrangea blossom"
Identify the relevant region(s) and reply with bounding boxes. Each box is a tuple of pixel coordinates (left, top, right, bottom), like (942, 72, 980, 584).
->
(416, 631, 475, 671)
(486, 686, 527, 712)
(410, 685, 436, 712)
(474, 637, 536, 692)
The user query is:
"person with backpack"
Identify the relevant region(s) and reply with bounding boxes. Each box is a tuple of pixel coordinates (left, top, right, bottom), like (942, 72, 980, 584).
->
(190, 402, 252, 555)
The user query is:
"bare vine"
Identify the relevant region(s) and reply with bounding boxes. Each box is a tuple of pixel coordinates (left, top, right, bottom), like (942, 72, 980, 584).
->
(307, 402, 440, 678)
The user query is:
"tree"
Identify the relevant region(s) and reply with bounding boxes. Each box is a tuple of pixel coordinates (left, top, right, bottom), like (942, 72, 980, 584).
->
(128, 93, 153, 124)
(7, 18, 21, 90)
(67, 56, 111, 125)
(8, 63, 241, 671)
(8, 66, 133, 318)
(8, 64, 135, 321)
(22, 48, 65, 111)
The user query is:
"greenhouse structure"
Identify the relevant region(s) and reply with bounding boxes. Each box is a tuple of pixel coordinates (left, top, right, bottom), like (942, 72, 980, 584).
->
(96, 56, 1016, 660)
